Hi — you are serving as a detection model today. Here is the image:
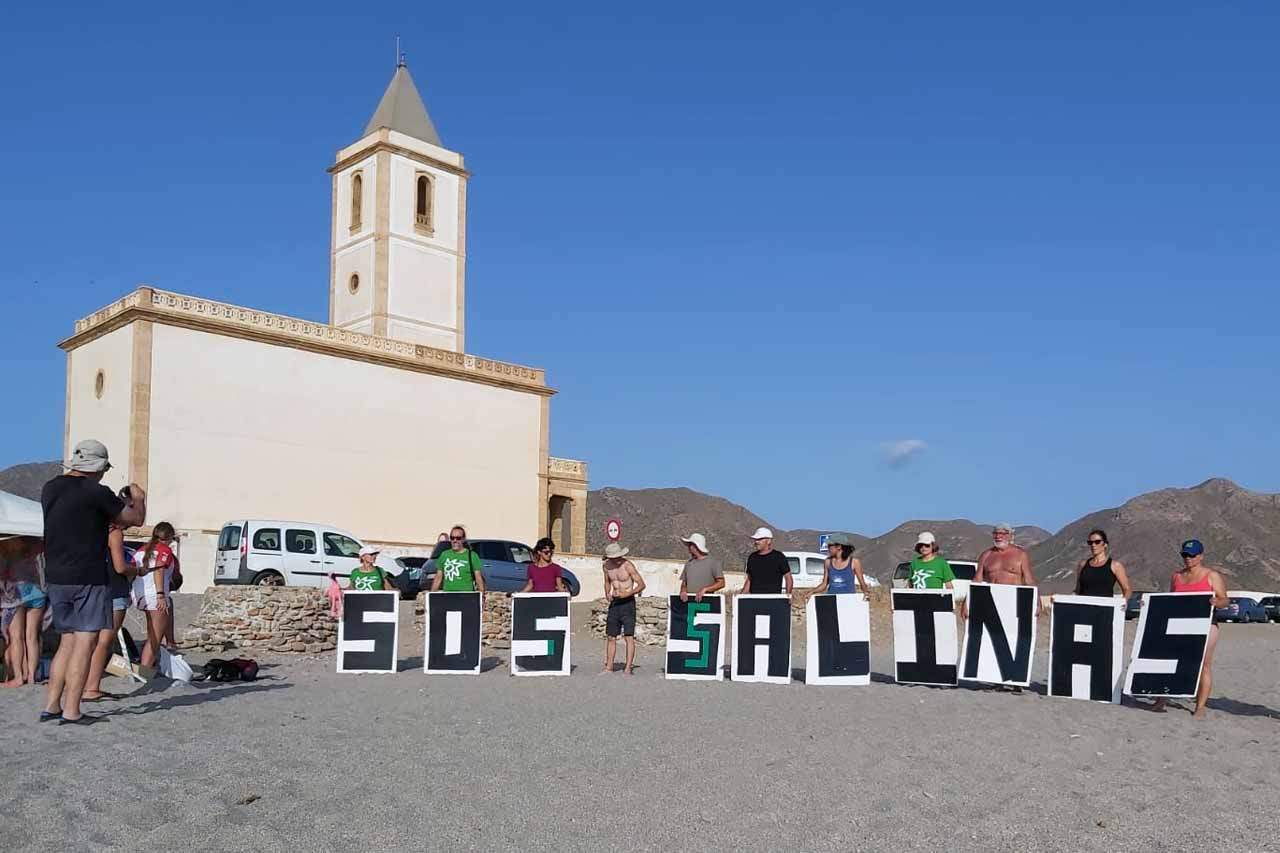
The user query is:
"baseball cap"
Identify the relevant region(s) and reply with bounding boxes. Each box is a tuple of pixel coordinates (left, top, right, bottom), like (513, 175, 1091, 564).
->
(751, 527, 774, 540)
(916, 531, 936, 546)
(680, 533, 709, 554)
(358, 545, 380, 558)
(827, 533, 855, 549)
(67, 439, 111, 474)
(1180, 539, 1204, 557)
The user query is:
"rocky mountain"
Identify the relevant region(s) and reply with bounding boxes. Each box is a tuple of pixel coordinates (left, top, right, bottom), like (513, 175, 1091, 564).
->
(587, 486, 1047, 576)
(1031, 478, 1280, 593)
(0, 461, 60, 501)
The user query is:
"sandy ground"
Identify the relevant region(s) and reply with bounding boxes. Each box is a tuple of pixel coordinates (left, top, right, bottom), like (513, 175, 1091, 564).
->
(2, 597, 1278, 852)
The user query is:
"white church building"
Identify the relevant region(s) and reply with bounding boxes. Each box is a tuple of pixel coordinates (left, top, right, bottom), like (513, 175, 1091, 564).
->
(58, 61, 589, 589)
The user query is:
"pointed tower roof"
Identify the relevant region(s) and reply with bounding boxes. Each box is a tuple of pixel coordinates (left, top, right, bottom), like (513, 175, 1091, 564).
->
(363, 62, 442, 146)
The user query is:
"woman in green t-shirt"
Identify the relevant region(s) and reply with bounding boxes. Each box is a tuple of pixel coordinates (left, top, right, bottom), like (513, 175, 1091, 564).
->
(908, 532, 955, 590)
(349, 546, 392, 591)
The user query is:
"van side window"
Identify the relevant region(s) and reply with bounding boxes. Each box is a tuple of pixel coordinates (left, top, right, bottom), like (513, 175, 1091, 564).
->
(286, 529, 317, 554)
(510, 544, 533, 564)
(786, 556, 801, 575)
(324, 533, 361, 558)
(806, 557, 826, 576)
(218, 525, 243, 551)
(253, 528, 281, 551)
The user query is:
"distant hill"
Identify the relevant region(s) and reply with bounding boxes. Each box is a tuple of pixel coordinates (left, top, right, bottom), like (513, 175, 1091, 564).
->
(0, 461, 60, 501)
(587, 486, 1046, 576)
(1031, 478, 1280, 593)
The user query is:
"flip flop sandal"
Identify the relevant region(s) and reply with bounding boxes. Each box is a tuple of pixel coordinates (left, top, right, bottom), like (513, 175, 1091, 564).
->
(82, 692, 123, 702)
(58, 714, 108, 727)
(38, 711, 62, 723)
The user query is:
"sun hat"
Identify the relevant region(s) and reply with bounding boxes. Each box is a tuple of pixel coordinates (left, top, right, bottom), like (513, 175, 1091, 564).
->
(680, 533, 709, 554)
(750, 527, 774, 540)
(358, 545, 380, 557)
(1180, 538, 1204, 557)
(827, 533, 855, 549)
(67, 439, 111, 474)
(603, 542, 629, 559)
(916, 531, 937, 546)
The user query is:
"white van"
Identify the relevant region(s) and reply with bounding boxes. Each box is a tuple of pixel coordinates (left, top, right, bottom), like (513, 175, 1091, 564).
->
(213, 520, 396, 588)
(784, 551, 882, 590)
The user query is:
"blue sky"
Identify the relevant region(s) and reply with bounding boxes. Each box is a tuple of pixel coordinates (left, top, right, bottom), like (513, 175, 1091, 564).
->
(2, 2, 1278, 536)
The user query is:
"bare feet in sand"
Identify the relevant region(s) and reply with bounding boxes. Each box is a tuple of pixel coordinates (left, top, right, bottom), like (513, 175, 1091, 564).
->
(1192, 707, 1208, 720)
(1151, 698, 1168, 713)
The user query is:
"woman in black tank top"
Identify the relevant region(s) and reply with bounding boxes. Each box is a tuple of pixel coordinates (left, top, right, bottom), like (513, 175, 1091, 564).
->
(1075, 529, 1133, 598)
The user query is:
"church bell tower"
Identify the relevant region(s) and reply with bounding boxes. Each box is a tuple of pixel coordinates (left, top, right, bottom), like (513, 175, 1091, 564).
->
(328, 58, 468, 351)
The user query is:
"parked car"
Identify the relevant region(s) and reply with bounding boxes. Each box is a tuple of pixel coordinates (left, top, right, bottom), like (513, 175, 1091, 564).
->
(1259, 596, 1280, 623)
(782, 551, 881, 590)
(892, 559, 978, 601)
(1215, 597, 1268, 623)
(422, 540, 581, 597)
(213, 520, 397, 588)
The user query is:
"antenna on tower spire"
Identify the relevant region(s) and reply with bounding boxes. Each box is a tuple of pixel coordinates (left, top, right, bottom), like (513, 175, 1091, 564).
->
(395, 34, 406, 68)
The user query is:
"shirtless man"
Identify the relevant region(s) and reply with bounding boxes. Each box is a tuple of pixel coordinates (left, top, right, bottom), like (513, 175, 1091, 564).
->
(962, 522, 1042, 618)
(601, 543, 645, 674)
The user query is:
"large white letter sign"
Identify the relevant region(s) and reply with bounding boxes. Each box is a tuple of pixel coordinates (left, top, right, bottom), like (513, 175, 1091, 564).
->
(510, 593, 571, 676)
(424, 591, 482, 675)
(665, 594, 725, 681)
(337, 590, 399, 674)
(960, 583, 1038, 687)
(805, 594, 870, 686)
(731, 594, 792, 684)
(891, 589, 958, 686)
(1048, 595, 1124, 703)
(1124, 592, 1214, 698)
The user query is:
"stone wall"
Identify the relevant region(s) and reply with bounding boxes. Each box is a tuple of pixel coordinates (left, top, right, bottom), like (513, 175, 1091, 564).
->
(180, 587, 337, 654)
(412, 592, 513, 649)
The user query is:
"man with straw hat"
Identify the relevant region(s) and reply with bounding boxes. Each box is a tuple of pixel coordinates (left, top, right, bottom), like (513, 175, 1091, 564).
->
(601, 542, 645, 674)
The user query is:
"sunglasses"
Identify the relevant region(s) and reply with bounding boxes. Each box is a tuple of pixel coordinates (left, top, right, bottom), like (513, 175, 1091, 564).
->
(450, 536, 465, 541)
(538, 546, 554, 553)
(1087, 539, 1105, 546)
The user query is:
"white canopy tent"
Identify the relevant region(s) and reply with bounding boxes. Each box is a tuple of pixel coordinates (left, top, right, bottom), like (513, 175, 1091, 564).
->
(0, 490, 42, 537)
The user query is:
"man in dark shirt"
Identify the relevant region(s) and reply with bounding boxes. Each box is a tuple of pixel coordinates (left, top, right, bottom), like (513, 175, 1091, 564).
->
(741, 527, 792, 596)
(40, 439, 145, 725)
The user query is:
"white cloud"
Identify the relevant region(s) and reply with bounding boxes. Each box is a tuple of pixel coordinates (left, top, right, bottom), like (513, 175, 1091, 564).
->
(884, 439, 928, 468)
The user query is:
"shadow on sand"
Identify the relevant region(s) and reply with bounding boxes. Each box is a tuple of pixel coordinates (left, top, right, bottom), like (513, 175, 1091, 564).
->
(103, 680, 291, 717)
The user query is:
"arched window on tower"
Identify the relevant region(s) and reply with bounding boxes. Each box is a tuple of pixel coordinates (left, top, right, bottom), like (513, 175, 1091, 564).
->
(350, 172, 363, 233)
(415, 173, 434, 235)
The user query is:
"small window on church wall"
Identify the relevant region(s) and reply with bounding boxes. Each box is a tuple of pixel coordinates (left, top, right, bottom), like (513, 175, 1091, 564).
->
(94, 370, 105, 399)
(350, 172, 363, 233)
(415, 173, 433, 234)
(348, 273, 360, 295)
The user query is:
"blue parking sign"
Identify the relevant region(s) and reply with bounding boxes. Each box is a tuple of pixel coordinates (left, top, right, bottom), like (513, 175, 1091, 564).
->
(818, 534, 830, 551)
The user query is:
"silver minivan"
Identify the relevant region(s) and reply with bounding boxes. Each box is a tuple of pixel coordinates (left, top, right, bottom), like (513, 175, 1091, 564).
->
(213, 519, 394, 588)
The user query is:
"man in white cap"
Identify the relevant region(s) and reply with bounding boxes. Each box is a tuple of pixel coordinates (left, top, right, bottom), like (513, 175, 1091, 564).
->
(679, 533, 724, 602)
(741, 527, 792, 596)
(601, 542, 645, 674)
(41, 440, 146, 726)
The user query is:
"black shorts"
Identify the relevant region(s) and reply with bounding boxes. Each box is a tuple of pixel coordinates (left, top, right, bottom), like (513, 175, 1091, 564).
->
(606, 597, 636, 637)
(47, 584, 112, 633)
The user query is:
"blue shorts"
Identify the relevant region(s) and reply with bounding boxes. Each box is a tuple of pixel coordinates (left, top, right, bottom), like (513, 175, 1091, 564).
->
(17, 582, 47, 610)
(47, 584, 112, 634)
(112, 597, 130, 612)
